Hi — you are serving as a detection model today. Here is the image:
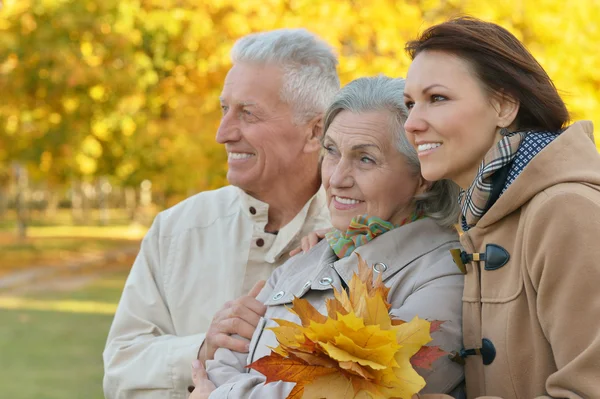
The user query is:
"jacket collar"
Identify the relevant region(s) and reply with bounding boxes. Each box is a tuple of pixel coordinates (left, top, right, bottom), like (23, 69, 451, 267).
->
(265, 218, 459, 306)
(236, 186, 329, 263)
(331, 217, 458, 286)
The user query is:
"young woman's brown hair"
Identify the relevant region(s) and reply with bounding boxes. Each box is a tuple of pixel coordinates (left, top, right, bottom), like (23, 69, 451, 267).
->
(405, 16, 568, 132)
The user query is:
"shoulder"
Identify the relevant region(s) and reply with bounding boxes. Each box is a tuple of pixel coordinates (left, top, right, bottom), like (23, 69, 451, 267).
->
(526, 182, 600, 223)
(522, 183, 600, 276)
(150, 186, 241, 238)
(277, 241, 331, 282)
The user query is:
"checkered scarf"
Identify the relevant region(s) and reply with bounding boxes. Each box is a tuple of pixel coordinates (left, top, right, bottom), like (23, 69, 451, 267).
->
(459, 131, 525, 227)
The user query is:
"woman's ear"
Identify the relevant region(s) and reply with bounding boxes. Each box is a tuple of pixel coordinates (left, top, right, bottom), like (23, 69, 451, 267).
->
(303, 116, 324, 153)
(493, 91, 520, 129)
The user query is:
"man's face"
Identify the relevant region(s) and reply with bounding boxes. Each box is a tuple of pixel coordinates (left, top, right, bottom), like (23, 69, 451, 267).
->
(216, 63, 311, 197)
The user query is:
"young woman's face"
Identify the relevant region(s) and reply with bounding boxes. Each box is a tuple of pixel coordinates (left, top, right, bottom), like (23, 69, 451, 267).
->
(403, 50, 505, 189)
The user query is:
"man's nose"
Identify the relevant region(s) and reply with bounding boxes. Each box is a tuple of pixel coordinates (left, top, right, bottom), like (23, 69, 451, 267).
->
(216, 112, 241, 144)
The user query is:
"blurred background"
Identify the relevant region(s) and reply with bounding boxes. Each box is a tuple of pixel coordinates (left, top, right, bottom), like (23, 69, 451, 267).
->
(0, 0, 598, 397)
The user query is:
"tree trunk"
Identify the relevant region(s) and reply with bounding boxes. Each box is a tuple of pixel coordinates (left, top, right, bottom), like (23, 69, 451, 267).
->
(14, 163, 28, 239)
(125, 187, 137, 222)
(98, 177, 111, 226)
(45, 190, 60, 220)
(71, 179, 83, 224)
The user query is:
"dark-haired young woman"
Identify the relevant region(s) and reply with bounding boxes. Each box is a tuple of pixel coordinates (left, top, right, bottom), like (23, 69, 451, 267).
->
(403, 16, 600, 398)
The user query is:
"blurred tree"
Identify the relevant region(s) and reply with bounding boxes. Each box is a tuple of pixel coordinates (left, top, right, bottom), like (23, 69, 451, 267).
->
(0, 0, 598, 209)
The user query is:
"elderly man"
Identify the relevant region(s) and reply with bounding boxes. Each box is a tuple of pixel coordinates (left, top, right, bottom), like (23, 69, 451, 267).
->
(103, 29, 339, 398)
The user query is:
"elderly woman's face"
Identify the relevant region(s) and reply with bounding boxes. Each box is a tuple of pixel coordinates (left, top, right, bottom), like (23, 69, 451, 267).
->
(321, 110, 426, 231)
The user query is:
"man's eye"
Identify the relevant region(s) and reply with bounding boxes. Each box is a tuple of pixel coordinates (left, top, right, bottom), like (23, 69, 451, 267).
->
(220, 105, 228, 113)
(322, 144, 335, 154)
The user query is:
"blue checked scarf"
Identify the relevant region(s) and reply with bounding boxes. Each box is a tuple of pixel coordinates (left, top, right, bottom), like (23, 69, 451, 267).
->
(459, 130, 558, 229)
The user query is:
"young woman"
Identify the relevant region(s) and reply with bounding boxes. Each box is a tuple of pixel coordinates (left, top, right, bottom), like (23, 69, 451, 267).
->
(403, 16, 600, 398)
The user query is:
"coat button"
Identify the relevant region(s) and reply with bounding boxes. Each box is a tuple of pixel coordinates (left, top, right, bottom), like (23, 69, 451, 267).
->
(484, 244, 510, 270)
(302, 280, 312, 290)
(319, 277, 333, 286)
(249, 207, 256, 215)
(372, 262, 388, 273)
(453, 338, 497, 366)
(256, 238, 264, 247)
(272, 291, 285, 300)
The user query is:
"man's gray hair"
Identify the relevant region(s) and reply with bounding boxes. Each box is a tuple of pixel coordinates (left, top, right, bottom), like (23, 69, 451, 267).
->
(231, 29, 340, 124)
(322, 75, 460, 228)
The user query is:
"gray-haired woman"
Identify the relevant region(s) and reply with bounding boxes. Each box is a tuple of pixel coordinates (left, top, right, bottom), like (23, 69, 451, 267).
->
(191, 76, 465, 399)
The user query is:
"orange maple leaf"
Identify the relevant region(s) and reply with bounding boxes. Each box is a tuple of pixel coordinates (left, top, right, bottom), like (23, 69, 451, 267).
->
(410, 346, 448, 370)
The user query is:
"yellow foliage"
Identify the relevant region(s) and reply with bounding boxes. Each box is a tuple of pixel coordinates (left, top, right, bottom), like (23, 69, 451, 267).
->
(1, 0, 598, 195)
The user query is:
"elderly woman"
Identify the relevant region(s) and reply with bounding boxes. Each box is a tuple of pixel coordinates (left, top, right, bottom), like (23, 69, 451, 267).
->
(402, 17, 600, 398)
(192, 76, 465, 398)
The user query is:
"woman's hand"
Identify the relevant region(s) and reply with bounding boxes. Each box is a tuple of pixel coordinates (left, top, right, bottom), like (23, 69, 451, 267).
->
(188, 360, 216, 399)
(289, 228, 332, 257)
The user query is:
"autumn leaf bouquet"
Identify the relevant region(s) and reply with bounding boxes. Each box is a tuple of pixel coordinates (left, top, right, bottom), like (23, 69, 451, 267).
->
(248, 254, 447, 399)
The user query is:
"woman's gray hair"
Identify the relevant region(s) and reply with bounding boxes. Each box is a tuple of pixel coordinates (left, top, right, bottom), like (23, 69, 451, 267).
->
(231, 29, 340, 124)
(322, 75, 460, 229)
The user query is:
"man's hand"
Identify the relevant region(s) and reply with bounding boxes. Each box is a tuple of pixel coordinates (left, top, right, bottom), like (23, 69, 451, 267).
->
(198, 280, 267, 364)
(188, 360, 215, 399)
(289, 228, 332, 257)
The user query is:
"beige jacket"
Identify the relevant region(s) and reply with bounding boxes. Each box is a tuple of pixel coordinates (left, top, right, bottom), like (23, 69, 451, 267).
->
(103, 185, 330, 399)
(206, 217, 465, 398)
(459, 121, 600, 398)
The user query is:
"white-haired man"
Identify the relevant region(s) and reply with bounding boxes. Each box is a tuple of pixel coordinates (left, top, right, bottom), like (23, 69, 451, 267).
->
(103, 29, 339, 398)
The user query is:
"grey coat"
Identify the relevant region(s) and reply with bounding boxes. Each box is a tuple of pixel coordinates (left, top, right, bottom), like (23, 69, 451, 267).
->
(206, 218, 465, 398)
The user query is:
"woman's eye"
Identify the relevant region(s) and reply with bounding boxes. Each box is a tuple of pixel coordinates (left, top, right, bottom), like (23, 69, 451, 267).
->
(404, 101, 414, 110)
(431, 94, 447, 103)
(360, 156, 375, 164)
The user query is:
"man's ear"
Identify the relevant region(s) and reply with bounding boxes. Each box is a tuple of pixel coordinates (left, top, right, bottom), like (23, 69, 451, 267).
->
(493, 91, 520, 129)
(303, 116, 324, 153)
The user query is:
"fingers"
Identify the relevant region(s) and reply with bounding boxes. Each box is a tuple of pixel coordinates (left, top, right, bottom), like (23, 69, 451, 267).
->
(191, 359, 207, 386)
(289, 248, 301, 257)
(301, 236, 311, 253)
(214, 334, 250, 353)
(218, 317, 257, 340)
(316, 228, 332, 238)
(247, 280, 266, 298)
(190, 360, 216, 399)
(308, 232, 320, 249)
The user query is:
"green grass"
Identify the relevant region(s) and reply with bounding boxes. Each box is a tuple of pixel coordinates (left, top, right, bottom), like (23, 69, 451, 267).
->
(0, 271, 129, 399)
(0, 308, 114, 399)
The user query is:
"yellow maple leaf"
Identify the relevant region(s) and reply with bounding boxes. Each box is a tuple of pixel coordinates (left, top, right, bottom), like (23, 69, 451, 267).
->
(249, 254, 447, 399)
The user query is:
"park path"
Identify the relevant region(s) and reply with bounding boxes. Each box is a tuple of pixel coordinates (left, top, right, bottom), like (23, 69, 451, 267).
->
(0, 244, 139, 297)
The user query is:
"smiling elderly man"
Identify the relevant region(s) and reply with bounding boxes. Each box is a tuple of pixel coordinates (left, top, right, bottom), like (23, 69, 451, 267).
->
(103, 29, 339, 398)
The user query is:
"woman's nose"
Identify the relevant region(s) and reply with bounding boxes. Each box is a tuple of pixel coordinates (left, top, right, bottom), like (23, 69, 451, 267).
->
(328, 160, 353, 188)
(404, 106, 427, 135)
